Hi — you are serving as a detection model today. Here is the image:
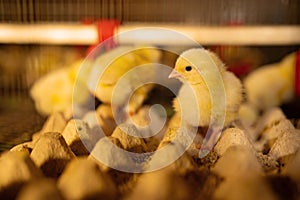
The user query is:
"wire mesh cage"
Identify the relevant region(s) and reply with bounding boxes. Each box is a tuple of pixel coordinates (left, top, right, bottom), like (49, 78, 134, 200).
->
(0, 0, 299, 24)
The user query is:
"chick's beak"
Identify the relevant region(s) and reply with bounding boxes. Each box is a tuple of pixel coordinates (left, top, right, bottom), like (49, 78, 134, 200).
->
(168, 70, 181, 79)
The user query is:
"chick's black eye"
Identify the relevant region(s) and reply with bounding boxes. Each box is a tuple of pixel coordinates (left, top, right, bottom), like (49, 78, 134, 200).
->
(185, 66, 192, 71)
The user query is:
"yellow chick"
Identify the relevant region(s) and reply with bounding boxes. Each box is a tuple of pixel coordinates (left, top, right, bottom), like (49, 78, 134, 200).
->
(87, 46, 161, 119)
(169, 48, 243, 155)
(30, 59, 91, 118)
(244, 52, 296, 111)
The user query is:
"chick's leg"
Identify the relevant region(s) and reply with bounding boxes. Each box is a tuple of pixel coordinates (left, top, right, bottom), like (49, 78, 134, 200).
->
(198, 127, 222, 158)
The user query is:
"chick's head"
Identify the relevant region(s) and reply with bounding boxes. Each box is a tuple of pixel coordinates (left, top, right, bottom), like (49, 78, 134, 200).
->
(169, 48, 225, 85)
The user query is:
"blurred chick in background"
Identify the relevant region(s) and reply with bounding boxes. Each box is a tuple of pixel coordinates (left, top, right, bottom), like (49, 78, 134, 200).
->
(169, 48, 243, 154)
(244, 52, 296, 111)
(30, 45, 161, 121)
(88, 46, 161, 120)
(30, 59, 92, 118)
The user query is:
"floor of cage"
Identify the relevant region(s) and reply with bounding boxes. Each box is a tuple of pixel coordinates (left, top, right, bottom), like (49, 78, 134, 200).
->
(0, 94, 46, 152)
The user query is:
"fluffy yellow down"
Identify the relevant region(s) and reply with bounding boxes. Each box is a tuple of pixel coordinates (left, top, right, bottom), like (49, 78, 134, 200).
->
(244, 52, 296, 110)
(172, 48, 243, 127)
(88, 46, 161, 114)
(30, 59, 91, 117)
